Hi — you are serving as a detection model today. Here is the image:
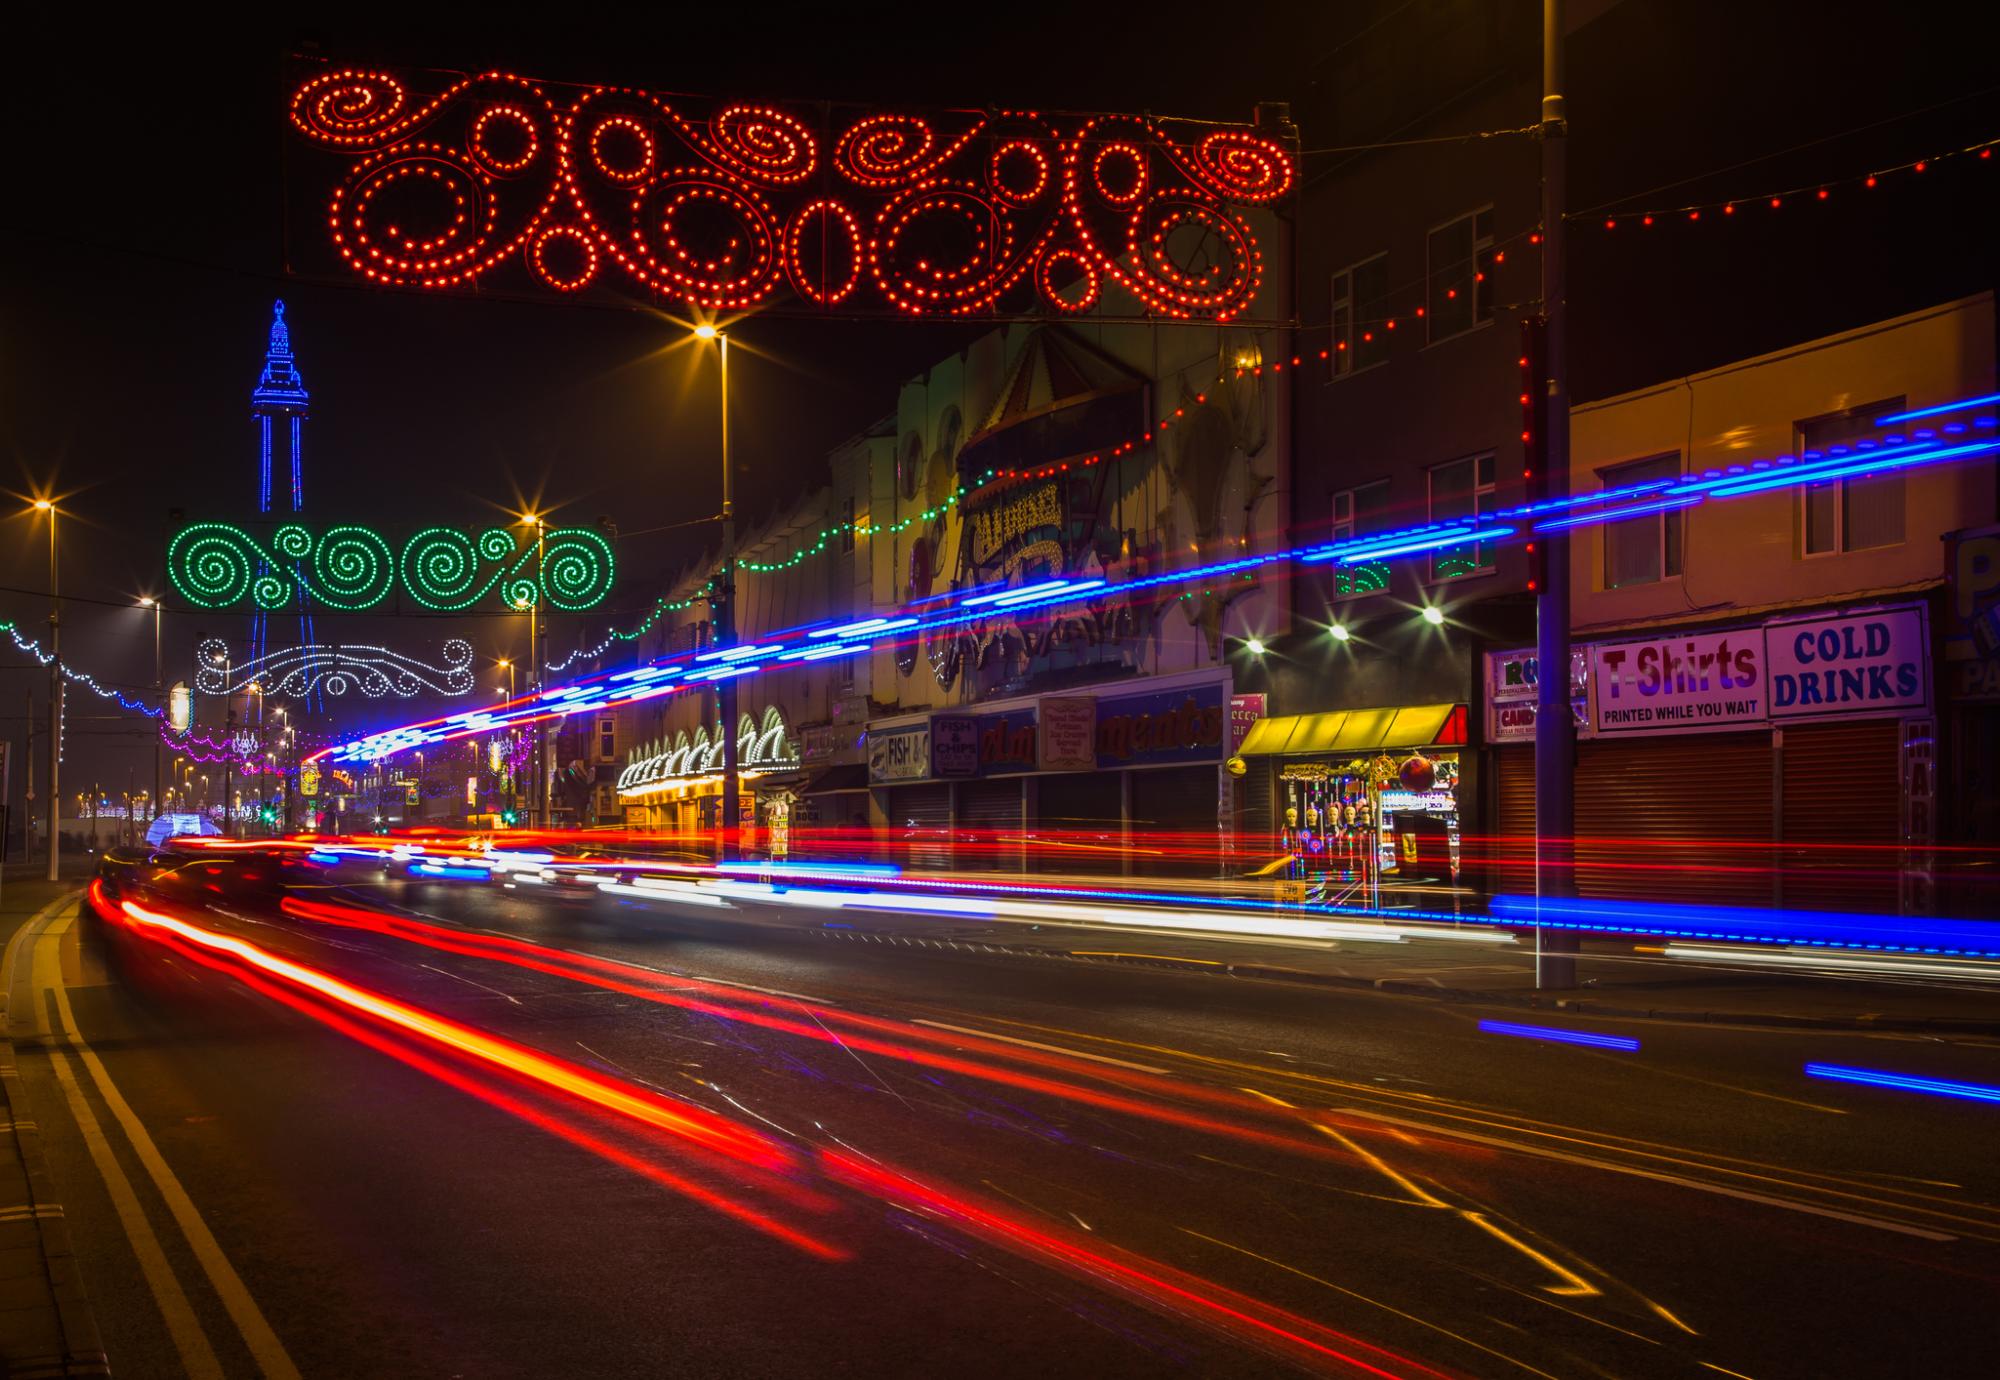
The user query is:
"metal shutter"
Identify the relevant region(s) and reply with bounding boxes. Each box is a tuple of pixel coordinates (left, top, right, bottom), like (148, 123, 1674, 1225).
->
(957, 779, 1023, 872)
(1490, 748, 1538, 898)
(1034, 770, 1124, 875)
(887, 783, 953, 871)
(1129, 764, 1219, 877)
(1779, 720, 1902, 913)
(1574, 734, 1773, 906)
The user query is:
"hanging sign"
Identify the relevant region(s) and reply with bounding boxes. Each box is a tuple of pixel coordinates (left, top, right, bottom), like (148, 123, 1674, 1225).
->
(1038, 698, 1097, 770)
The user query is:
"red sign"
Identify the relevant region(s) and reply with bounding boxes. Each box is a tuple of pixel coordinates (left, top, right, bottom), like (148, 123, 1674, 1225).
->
(1228, 693, 1266, 752)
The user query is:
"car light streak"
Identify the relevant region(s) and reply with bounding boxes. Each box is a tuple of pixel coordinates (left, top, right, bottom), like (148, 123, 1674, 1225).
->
(1662, 944, 2000, 983)
(1803, 1064, 2000, 1105)
(96, 889, 793, 1173)
(1478, 1021, 1641, 1053)
(822, 1153, 1452, 1379)
(1488, 894, 2000, 959)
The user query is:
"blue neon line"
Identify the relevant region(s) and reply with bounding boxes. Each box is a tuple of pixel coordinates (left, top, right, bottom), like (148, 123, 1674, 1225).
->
(1873, 392, 2000, 426)
(1479, 1020, 1640, 1052)
(1804, 1063, 2000, 1105)
(1533, 494, 1704, 532)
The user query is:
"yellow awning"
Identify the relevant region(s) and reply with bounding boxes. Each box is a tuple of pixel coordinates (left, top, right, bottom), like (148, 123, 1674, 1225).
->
(1237, 703, 1462, 757)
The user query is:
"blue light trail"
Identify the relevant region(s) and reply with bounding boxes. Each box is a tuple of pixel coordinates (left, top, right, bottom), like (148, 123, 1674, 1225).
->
(1804, 1064, 2000, 1106)
(1478, 1020, 1641, 1052)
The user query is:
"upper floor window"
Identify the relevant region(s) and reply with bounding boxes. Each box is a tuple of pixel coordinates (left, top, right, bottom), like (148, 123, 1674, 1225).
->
(597, 716, 616, 761)
(1428, 453, 1495, 580)
(1800, 398, 1905, 556)
(1598, 453, 1684, 588)
(1331, 253, 1391, 376)
(1427, 208, 1495, 345)
(1331, 479, 1393, 598)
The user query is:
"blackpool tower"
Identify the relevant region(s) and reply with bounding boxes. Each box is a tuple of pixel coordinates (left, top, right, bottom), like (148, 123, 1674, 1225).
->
(248, 301, 315, 693)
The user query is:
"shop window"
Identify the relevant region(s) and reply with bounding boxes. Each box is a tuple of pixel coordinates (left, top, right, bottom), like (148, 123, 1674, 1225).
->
(1427, 453, 1496, 580)
(1426, 208, 1495, 344)
(1599, 452, 1683, 588)
(1331, 253, 1390, 376)
(1800, 398, 1905, 556)
(1331, 478, 1393, 598)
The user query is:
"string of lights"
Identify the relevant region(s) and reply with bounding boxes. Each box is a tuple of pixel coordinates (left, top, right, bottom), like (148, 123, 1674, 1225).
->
(2, 621, 164, 718)
(321, 393, 1999, 767)
(544, 581, 716, 674)
(1588, 134, 1995, 230)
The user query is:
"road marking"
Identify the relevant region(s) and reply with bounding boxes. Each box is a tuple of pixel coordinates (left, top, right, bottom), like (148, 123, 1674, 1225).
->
(1342, 1106, 1958, 1242)
(25, 903, 224, 1379)
(911, 1020, 1170, 1073)
(40, 906, 305, 1380)
(2, 894, 73, 1036)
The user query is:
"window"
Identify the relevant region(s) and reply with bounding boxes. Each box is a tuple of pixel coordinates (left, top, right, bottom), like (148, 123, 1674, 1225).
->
(1800, 398, 1905, 556)
(1427, 454, 1496, 580)
(1331, 479, 1393, 597)
(1599, 453, 1683, 588)
(597, 716, 615, 762)
(1331, 254, 1390, 376)
(840, 497, 855, 553)
(1426, 208, 1495, 344)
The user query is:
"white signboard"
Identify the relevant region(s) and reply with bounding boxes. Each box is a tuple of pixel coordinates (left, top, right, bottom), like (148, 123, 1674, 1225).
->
(1591, 629, 1767, 736)
(1766, 606, 1929, 721)
(867, 722, 931, 782)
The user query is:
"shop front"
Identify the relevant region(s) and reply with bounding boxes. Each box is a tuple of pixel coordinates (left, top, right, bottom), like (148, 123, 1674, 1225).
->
(617, 707, 800, 854)
(1489, 601, 1935, 912)
(1233, 704, 1471, 900)
(865, 670, 1232, 874)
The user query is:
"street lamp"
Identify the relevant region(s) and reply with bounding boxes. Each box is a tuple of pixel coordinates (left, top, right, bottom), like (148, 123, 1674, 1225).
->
(693, 322, 739, 860)
(139, 596, 161, 824)
(32, 498, 59, 881)
(497, 657, 515, 702)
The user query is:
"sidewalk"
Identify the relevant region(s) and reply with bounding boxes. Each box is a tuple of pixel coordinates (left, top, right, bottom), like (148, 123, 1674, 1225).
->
(0, 866, 110, 1378)
(758, 872, 2000, 1035)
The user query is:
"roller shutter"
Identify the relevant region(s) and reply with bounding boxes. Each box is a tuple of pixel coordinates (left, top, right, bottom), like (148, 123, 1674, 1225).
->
(1778, 720, 1901, 913)
(1574, 734, 1773, 906)
(1492, 748, 1537, 895)
(1034, 770, 1124, 875)
(1130, 764, 1220, 877)
(886, 783, 953, 871)
(957, 778, 1024, 872)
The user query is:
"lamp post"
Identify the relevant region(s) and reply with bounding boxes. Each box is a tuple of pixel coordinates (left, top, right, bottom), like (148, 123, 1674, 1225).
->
(34, 499, 58, 881)
(515, 517, 549, 828)
(140, 596, 161, 825)
(694, 323, 739, 861)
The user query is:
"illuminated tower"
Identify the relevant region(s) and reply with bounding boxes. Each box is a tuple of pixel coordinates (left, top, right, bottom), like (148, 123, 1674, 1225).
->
(251, 300, 309, 513)
(248, 301, 317, 700)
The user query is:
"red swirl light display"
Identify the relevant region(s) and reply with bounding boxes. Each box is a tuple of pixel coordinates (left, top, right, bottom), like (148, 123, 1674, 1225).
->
(288, 68, 1294, 320)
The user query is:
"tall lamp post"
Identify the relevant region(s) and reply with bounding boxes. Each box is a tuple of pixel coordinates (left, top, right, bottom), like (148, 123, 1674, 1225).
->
(34, 499, 59, 881)
(694, 323, 739, 861)
(516, 518, 549, 827)
(140, 597, 161, 825)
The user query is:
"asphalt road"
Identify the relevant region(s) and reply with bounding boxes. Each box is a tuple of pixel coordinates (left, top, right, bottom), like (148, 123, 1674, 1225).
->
(12, 858, 2000, 1378)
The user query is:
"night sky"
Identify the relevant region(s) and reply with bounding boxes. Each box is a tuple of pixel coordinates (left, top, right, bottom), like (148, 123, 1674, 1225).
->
(3, 2, 1994, 795)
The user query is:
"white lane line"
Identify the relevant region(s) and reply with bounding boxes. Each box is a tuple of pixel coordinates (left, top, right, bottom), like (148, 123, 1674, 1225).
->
(417, 964, 524, 1005)
(44, 909, 305, 1380)
(911, 1020, 1170, 1074)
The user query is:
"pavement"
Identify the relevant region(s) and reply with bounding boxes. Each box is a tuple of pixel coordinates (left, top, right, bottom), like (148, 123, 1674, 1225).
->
(0, 865, 109, 1378)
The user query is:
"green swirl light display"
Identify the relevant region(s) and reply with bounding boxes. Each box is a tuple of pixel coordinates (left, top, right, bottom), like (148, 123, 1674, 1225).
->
(166, 523, 615, 611)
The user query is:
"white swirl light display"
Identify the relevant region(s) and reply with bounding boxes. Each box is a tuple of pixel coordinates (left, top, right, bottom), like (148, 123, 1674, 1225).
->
(197, 638, 475, 699)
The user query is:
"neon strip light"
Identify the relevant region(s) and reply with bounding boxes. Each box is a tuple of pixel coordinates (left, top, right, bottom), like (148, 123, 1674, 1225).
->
(1873, 392, 2000, 425)
(1478, 1020, 1640, 1052)
(1487, 894, 2000, 960)
(1532, 495, 1703, 532)
(310, 396, 2000, 766)
(1804, 1064, 2000, 1105)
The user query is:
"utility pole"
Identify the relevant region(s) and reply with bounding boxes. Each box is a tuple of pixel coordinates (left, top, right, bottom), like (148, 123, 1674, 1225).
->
(224, 699, 235, 838)
(718, 331, 739, 863)
(1534, 0, 1578, 988)
(42, 501, 60, 882)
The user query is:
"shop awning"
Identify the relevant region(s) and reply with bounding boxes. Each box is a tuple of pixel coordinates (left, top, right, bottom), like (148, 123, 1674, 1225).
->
(1237, 704, 1467, 757)
(804, 763, 871, 794)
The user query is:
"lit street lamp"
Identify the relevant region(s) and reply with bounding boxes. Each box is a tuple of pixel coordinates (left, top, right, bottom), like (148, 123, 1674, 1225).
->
(139, 596, 162, 824)
(694, 322, 739, 860)
(32, 498, 59, 881)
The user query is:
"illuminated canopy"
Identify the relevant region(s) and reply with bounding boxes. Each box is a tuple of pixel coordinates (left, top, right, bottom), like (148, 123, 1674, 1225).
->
(286, 67, 1296, 320)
